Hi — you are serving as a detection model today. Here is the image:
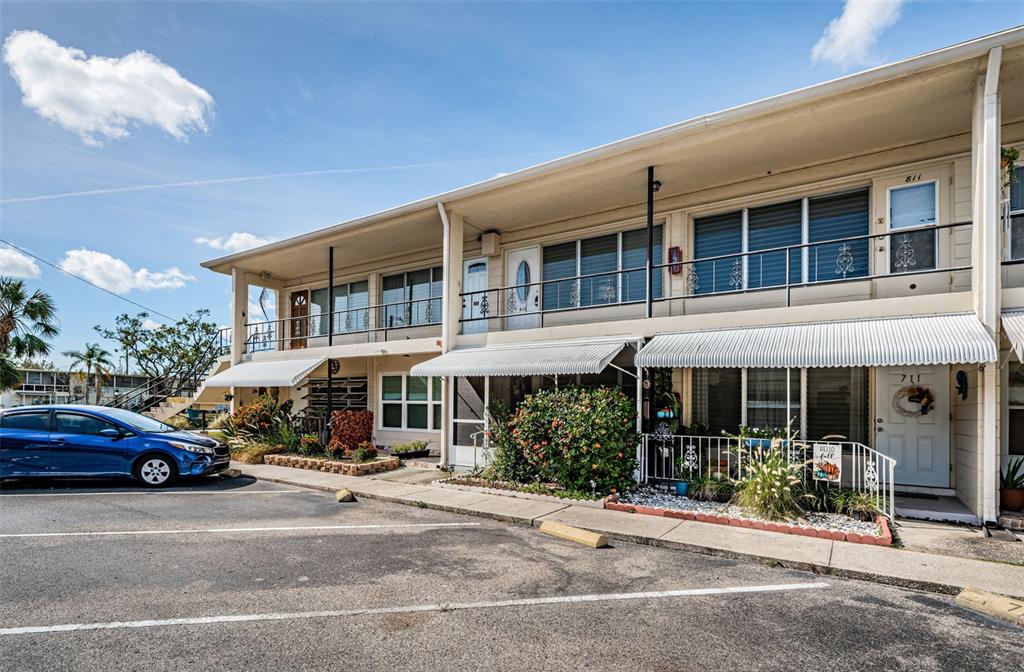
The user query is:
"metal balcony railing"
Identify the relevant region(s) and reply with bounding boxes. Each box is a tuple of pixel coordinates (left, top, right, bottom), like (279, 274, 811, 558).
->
(243, 296, 441, 353)
(459, 221, 972, 328)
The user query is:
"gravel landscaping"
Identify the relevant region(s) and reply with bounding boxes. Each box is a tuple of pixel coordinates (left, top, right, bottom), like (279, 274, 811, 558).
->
(623, 487, 882, 537)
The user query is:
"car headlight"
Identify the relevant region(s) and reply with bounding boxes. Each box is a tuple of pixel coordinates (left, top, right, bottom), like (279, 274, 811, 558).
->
(167, 441, 215, 455)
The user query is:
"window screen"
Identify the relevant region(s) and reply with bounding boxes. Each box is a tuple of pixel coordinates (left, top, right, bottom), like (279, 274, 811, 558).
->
(806, 367, 868, 444)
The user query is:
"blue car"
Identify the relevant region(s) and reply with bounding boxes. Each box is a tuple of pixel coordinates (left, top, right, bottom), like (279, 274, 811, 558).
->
(0, 405, 230, 487)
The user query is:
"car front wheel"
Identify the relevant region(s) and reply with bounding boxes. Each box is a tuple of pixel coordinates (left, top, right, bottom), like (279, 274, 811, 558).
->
(134, 455, 178, 488)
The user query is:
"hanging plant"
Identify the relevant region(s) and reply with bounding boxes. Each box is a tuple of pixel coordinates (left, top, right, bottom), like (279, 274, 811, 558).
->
(1002, 146, 1020, 195)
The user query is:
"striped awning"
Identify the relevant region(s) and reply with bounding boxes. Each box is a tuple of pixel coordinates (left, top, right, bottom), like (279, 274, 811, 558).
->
(409, 337, 635, 377)
(635, 314, 996, 369)
(203, 357, 326, 388)
(1003, 310, 1024, 362)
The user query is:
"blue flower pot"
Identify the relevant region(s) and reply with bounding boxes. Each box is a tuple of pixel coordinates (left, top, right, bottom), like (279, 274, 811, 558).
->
(674, 481, 689, 497)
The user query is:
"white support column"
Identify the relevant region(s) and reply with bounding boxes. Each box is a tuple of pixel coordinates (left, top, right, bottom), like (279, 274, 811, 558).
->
(230, 267, 249, 365)
(971, 46, 1003, 525)
(437, 203, 464, 468)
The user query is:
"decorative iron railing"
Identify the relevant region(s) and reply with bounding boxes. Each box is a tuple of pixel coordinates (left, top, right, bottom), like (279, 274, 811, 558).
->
(459, 221, 971, 328)
(639, 433, 896, 521)
(243, 296, 440, 353)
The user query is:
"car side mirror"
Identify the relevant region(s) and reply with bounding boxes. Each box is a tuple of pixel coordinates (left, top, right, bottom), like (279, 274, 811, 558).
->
(99, 428, 121, 439)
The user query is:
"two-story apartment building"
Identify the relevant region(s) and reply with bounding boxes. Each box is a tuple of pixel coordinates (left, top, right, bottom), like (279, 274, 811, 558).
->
(200, 27, 1024, 526)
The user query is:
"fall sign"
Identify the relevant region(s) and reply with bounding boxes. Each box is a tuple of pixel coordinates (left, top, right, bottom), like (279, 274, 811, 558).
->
(812, 443, 842, 483)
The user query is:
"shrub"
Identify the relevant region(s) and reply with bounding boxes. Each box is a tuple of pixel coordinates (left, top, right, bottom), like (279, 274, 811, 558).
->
(352, 441, 378, 463)
(495, 386, 638, 495)
(329, 410, 374, 454)
(488, 400, 535, 483)
(227, 394, 293, 439)
(228, 438, 278, 464)
(206, 412, 230, 430)
(731, 446, 806, 520)
(391, 440, 428, 454)
(298, 433, 323, 455)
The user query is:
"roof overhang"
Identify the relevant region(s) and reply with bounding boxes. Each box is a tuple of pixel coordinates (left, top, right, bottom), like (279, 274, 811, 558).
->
(409, 336, 639, 377)
(635, 314, 997, 369)
(203, 357, 326, 388)
(202, 28, 1024, 280)
(1003, 310, 1024, 362)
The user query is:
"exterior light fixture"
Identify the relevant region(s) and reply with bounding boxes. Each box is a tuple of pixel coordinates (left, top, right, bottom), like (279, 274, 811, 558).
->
(652, 180, 662, 192)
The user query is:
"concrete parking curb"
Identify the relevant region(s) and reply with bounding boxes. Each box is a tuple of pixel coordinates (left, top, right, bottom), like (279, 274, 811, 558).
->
(236, 463, 1024, 600)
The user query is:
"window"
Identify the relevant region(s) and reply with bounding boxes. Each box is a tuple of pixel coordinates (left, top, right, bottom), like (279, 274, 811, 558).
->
(806, 368, 868, 444)
(807, 190, 870, 281)
(692, 188, 871, 294)
(1010, 362, 1024, 456)
(380, 374, 442, 431)
(54, 413, 116, 436)
(311, 281, 369, 335)
(0, 410, 49, 431)
(693, 212, 743, 294)
(691, 367, 868, 441)
(1010, 166, 1024, 261)
(888, 181, 937, 272)
(691, 368, 742, 434)
(746, 368, 800, 431)
(382, 268, 442, 328)
(541, 225, 663, 310)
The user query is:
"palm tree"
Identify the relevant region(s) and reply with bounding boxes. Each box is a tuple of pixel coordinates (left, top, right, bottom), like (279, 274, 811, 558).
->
(0, 356, 20, 392)
(63, 343, 115, 405)
(0, 278, 59, 358)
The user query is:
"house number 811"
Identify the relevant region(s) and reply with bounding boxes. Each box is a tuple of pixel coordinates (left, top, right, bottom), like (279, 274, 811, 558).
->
(905, 174, 922, 183)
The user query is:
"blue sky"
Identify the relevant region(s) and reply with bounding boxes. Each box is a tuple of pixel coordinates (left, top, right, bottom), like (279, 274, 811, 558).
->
(2, 1, 1022, 370)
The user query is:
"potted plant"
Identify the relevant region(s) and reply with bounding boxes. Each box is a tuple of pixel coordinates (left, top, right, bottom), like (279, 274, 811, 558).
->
(1000, 457, 1024, 512)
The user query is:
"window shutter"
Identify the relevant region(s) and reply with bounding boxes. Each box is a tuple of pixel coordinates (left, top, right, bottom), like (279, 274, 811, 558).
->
(747, 200, 802, 289)
(807, 189, 870, 281)
(693, 211, 742, 294)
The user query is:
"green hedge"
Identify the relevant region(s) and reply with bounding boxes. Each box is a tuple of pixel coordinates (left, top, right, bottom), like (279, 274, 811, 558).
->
(489, 386, 638, 495)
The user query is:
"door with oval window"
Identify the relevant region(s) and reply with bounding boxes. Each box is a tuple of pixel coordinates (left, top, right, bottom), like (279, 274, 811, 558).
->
(505, 247, 540, 330)
(290, 290, 309, 349)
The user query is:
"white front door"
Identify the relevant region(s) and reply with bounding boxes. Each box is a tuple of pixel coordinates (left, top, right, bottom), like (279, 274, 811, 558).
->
(462, 258, 489, 335)
(874, 366, 950, 488)
(505, 247, 541, 330)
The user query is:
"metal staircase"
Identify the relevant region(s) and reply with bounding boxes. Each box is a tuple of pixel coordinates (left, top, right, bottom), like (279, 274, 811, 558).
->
(103, 329, 230, 420)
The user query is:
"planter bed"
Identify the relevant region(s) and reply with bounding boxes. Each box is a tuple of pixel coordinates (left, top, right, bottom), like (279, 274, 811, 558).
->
(263, 454, 400, 477)
(436, 476, 606, 509)
(608, 490, 891, 546)
(393, 449, 432, 460)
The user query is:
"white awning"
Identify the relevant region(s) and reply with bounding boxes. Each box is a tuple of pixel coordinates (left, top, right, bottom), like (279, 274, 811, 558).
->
(636, 314, 997, 369)
(409, 337, 635, 377)
(203, 357, 326, 388)
(1003, 310, 1024, 362)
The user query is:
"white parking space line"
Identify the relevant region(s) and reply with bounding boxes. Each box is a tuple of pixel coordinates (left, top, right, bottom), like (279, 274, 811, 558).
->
(0, 582, 829, 636)
(0, 522, 481, 539)
(0, 489, 298, 498)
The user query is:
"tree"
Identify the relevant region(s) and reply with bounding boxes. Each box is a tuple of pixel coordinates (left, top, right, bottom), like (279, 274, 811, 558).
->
(0, 277, 59, 392)
(63, 343, 115, 405)
(95, 310, 220, 380)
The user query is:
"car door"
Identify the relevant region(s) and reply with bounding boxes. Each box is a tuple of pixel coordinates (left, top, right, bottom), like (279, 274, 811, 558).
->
(50, 411, 132, 476)
(0, 409, 52, 476)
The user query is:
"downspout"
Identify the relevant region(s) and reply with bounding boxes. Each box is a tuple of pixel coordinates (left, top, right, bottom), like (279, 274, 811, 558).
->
(437, 201, 452, 468)
(646, 166, 655, 319)
(979, 46, 1002, 526)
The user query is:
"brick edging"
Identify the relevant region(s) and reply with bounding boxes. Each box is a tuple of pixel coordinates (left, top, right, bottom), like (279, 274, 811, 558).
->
(604, 501, 891, 546)
(262, 454, 400, 477)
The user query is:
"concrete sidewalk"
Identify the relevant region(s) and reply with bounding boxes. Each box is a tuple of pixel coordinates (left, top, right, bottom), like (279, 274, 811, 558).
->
(236, 462, 1024, 599)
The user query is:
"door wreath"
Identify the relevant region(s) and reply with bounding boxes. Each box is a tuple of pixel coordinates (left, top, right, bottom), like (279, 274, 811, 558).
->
(892, 385, 935, 417)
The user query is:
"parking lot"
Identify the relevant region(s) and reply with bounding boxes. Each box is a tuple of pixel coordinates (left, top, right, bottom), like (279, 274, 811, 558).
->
(1, 475, 1021, 671)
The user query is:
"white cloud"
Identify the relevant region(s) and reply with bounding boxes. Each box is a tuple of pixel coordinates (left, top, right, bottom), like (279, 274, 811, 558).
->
(194, 232, 275, 254)
(58, 248, 195, 293)
(0, 247, 41, 278)
(141, 318, 163, 330)
(3, 30, 214, 146)
(811, 0, 903, 69)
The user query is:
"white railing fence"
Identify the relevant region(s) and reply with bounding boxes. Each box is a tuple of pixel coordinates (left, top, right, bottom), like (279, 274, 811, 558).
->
(640, 434, 896, 520)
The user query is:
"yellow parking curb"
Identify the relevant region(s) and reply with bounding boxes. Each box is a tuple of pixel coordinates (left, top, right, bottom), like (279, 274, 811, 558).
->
(539, 521, 608, 548)
(956, 587, 1024, 627)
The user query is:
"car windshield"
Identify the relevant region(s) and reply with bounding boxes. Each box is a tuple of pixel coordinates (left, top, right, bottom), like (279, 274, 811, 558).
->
(99, 408, 175, 433)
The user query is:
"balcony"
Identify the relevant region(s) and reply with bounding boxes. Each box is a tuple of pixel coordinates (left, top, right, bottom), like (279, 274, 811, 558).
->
(460, 221, 972, 333)
(243, 296, 441, 354)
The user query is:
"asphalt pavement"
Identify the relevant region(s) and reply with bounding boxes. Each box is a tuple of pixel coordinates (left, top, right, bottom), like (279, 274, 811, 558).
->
(0, 475, 1020, 671)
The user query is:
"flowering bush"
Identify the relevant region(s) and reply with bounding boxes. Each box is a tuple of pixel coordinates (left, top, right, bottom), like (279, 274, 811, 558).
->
(494, 386, 638, 495)
(226, 394, 297, 450)
(298, 433, 323, 455)
(329, 409, 374, 455)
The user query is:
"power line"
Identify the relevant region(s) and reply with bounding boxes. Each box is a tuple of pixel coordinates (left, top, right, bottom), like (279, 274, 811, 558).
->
(0, 238, 180, 322)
